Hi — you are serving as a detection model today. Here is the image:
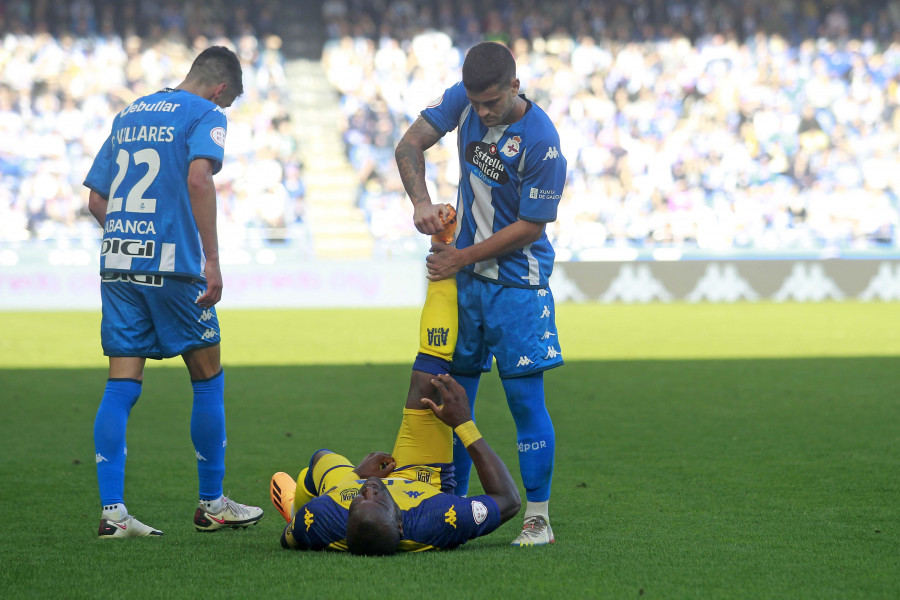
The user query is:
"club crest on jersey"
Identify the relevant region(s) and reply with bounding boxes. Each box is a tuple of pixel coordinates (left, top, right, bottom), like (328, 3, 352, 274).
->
(471, 500, 488, 524)
(427, 94, 444, 108)
(415, 468, 433, 484)
(210, 127, 226, 147)
(501, 135, 521, 157)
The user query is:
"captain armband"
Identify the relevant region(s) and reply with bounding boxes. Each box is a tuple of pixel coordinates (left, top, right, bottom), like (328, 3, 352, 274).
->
(454, 421, 482, 448)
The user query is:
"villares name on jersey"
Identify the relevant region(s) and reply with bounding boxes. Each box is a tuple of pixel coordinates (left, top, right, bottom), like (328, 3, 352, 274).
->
(84, 88, 227, 281)
(420, 82, 567, 288)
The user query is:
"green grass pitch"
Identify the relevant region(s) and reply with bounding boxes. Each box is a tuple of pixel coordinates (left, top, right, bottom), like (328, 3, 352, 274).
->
(1, 302, 898, 599)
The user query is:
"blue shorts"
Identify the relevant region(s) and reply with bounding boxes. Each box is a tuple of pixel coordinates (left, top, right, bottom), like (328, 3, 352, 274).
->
(100, 273, 221, 359)
(451, 273, 563, 378)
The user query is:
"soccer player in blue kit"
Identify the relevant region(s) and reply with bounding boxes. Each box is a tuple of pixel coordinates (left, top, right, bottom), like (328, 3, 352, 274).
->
(84, 46, 263, 537)
(395, 41, 566, 546)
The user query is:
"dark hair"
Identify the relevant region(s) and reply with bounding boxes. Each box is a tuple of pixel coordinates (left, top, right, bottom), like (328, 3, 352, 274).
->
(188, 46, 244, 98)
(462, 41, 516, 92)
(346, 509, 401, 556)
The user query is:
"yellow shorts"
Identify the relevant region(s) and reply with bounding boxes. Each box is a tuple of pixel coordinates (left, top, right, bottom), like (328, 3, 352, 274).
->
(305, 408, 453, 495)
(390, 408, 453, 489)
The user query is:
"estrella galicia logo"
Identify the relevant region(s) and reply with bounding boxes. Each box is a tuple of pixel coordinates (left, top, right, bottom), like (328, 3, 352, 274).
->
(465, 142, 509, 187)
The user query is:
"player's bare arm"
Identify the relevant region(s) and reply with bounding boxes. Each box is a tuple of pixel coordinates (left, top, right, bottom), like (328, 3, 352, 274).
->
(187, 157, 222, 307)
(88, 189, 108, 227)
(395, 116, 445, 235)
(424, 219, 545, 281)
(422, 375, 521, 522)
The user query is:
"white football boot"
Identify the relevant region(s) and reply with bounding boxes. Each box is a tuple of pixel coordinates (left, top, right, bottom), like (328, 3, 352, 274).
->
(98, 514, 163, 538)
(510, 515, 555, 546)
(193, 496, 263, 531)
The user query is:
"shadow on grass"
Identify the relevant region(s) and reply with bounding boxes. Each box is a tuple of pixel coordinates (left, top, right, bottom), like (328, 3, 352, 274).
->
(1, 357, 898, 598)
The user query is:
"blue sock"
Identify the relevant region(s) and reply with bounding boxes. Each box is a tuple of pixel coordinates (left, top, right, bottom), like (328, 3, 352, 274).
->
(502, 373, 555, 502)
(94, 378, 142, 507)
(191, 369, 226, 501)
(451, 373, 480, 496)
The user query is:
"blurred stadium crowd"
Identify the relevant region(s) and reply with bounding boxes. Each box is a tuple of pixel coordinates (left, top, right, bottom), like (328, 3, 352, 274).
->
(2, 0, 900, 258)
(0, 0, 304, 252)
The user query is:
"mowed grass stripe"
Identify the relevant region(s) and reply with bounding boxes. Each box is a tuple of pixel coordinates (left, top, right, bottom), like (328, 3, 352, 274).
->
(1, 301, 898, 368)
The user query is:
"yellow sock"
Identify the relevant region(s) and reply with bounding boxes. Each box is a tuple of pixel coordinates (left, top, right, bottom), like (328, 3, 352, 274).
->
(419, 278, 458, 361)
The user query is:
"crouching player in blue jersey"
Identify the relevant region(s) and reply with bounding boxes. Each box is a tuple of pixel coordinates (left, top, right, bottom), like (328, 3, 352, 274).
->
(395, 41, 566, 545)
(269, 216, 521, 555)
(83, 46, 263, 537)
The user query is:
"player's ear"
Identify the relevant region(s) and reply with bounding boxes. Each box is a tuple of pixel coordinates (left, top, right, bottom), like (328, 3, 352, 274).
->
(213, 82, 229, 102)
(510, 78, 520, 94)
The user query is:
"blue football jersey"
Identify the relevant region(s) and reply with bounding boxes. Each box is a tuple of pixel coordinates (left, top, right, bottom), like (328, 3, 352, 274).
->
(421, 82, 567, 288)
(84, 88, 227, 280)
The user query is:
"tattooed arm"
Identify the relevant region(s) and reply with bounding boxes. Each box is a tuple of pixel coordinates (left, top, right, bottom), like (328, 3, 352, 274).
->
(395, 116, 446, 236)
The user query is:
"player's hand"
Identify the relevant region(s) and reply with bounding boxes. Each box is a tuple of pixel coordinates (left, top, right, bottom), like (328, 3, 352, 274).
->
(422, 374, 472, 428)
(413, 202, 446, 236)
(425, 243, 463, 281)
(354, 452, 396, 478)
(195, 258, 223, 308)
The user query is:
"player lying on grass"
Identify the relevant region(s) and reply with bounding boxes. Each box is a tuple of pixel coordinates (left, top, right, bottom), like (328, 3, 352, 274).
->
(270, 208, 522, 554)
(270, 371, 521, 554)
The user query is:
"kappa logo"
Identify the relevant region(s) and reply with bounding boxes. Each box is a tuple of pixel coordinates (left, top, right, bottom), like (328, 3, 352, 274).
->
(540, 331, 556, 340)
(95, 453, 108, 464)
(201, 329, 218, 340)
(517, 356, 534, 367)
(444, 505, 458, 529)
(196, 451, 207, 461)
(859, 262, 900, 301)
(773, 263, 844, 302)
(405, 490, 425, 499)
(198, 309, 215, 323)
(545, 347, 560, 359)
(601, 264, 672, 303)
(540, 305, 551, 318)
(471, 500, 488, 524)
(501, 135, 522, 157)
(547, 265, 588, 302)
(303, 507, 314, 531)
(542, 146, 559, 161)
(537, 288, 549, 297)
(687, 263, 759, 302)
